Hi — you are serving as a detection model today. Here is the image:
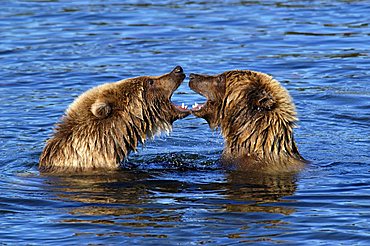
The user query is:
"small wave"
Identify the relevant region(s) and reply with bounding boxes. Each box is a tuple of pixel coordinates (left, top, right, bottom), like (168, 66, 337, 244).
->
(123, 152, 220, 171)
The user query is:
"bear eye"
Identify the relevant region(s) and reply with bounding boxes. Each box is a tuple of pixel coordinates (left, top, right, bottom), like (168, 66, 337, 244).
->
(148, 79, 154, 86)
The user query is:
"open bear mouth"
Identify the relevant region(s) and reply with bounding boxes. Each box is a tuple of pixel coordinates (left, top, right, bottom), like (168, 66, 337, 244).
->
(191, 102, 205, 111)
(171, 102, 206, 113)
(171, 101, 207, 112)
(169, 88, 191, 114)
(174, 102, 191, 112)
(189, 88, 208, 112)
(169, 91, 191, 115)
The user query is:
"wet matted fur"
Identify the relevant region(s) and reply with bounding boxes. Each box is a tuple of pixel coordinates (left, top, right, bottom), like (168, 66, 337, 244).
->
(189, 70, 307, 173)
(39, 66, 190, 173)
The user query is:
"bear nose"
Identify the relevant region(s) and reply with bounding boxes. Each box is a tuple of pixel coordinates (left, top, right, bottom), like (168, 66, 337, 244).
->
(173, 66, 183, 74)
(189, 73, 197, 80)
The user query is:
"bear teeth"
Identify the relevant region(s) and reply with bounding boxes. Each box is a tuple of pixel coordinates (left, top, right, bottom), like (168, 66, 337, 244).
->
(192, 102, 204, 110)
(180, 103, 188, 110)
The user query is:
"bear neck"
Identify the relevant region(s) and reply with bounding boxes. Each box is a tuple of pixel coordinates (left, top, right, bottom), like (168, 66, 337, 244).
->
(39, 99, 174, 173)
(218, 71, 305, 170)
(145, 96, 175, 136)
(220, 95, 303, 167)
(39, 112, 145, 173)
(221, 114, 302, 163)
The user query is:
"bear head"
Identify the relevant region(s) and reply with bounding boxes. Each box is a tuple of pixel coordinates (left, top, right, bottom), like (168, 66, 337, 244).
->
(39, 66, 190, 173)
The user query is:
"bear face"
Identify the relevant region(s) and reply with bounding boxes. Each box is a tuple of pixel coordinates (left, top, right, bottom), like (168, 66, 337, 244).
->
(189, 70, 306, 173)
(39, 66, 190, 173)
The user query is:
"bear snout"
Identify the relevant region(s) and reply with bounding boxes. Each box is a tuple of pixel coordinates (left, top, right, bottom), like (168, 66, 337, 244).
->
(170, 66, 185, 82)
(189, 73, 207, 91)
(189, 73, 199, 81)
(172, 65, 184, 75)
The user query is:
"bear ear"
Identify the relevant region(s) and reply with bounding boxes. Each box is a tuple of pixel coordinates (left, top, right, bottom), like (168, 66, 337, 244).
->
(255, 90, 276, 111)
(91, 100, 112, 118)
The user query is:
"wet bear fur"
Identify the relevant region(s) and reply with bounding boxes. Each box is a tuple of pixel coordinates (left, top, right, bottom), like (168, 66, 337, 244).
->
(39, 66, 190, 173)
(189, 70, 307, 173)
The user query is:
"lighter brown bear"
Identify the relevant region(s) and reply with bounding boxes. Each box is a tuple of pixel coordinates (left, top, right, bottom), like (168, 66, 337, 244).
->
(39, 66, 190, 173)
(189, 70, 307, 173)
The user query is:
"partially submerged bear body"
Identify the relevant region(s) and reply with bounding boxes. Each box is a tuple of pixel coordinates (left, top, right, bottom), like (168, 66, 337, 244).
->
(189, 70, 306, 173)
(39, 66, 190, 173)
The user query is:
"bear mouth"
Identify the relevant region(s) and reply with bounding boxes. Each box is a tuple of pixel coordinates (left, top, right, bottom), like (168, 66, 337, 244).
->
(171, 102, 205, 113)
(169, 76, 191, 115)
(173, 102, 191, 112)
(168, 86, 191, 118)
(190, 89, 208, 113)
(169, 101, 191, 121)
(188, 75, 208, 113)
(191, 102, 205, 111)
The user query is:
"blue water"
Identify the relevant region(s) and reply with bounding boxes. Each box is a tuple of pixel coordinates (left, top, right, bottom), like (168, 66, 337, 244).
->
(1, 0, 369, 245)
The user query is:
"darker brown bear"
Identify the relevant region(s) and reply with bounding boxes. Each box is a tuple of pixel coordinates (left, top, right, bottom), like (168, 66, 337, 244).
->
(39, 66, 190, 173)
(189, 70, 306, 173)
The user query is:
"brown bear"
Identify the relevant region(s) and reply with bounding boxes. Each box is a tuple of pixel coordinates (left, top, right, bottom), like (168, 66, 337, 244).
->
(189, 70, 307, 173)
(39, 66, 190, 173)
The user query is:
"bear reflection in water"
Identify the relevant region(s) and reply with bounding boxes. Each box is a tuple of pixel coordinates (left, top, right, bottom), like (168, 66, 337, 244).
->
(44, 161, 297, 232)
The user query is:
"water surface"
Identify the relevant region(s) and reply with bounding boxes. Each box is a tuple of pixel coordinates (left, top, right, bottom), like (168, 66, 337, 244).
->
(1, 0, 369, 245)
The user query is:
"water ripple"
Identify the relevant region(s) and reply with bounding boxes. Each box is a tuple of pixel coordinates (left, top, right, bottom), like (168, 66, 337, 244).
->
(0, 0, 369, 244)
